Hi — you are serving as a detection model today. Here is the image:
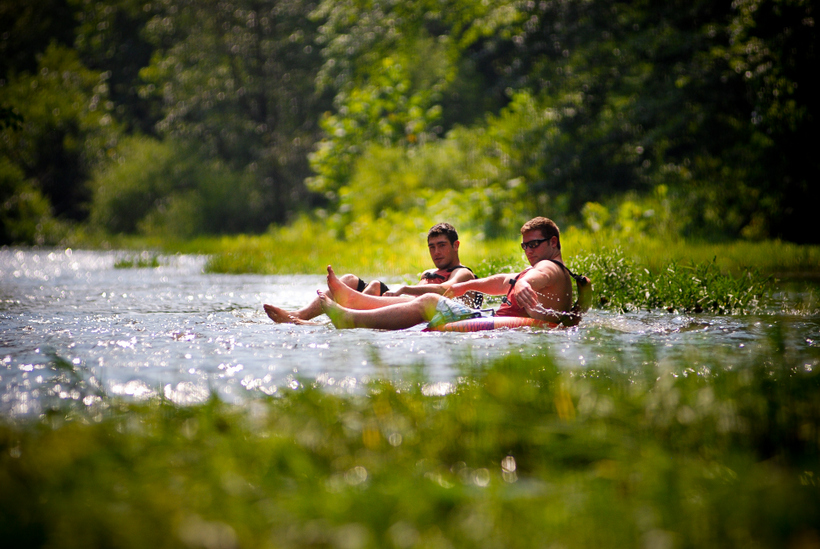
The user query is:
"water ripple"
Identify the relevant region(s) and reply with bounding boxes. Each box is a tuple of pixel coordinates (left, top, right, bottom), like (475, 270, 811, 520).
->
(2, 249, 817, 417)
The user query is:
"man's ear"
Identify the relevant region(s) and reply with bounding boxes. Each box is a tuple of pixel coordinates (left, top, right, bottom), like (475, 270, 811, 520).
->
(453, 240, 460, 251)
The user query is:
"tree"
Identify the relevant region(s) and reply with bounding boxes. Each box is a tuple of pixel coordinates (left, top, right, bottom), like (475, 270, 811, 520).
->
(0, 0, 78, 77)
(0, 44, 120, 223)
(139, 0, 331, 227)
(72, 0, 160, 134)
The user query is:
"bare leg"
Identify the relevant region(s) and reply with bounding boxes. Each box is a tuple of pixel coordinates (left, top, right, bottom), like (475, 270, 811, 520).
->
(318, 291, 439, 330)
(326, 265, 412, 310)
(264, 272, 362, 324)
(263, 304, 323, 325)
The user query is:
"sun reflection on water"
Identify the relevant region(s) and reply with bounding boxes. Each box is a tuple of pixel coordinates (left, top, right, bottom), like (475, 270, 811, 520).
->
(2, 249, 818, 418)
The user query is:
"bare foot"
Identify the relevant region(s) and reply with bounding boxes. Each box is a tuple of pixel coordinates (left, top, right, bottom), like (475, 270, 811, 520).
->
(326, 265, 354, 306)
(317, 291, 355, 329)
(263, 304, 321, 325)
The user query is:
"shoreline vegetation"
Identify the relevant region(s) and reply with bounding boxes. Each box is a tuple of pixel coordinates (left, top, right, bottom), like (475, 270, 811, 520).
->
(60, 219, 820, 315)
(2, 338, 818, 548)
(66, 220, 820, 279)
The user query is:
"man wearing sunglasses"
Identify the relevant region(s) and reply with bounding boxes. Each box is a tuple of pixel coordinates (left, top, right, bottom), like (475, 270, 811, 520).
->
(316, 217, 590, 330)
(263, 222, 477, 324)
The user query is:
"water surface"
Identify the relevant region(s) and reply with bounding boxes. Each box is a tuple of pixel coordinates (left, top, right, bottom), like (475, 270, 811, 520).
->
(2, 248, 817, 417)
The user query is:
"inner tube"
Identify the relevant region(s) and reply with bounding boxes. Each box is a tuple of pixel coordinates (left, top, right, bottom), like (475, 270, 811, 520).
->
(424, 316, 556, 332)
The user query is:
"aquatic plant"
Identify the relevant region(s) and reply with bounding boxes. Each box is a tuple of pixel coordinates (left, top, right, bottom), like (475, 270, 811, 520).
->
(571, 248, 772, 314)
(114, 252, 160, 269)
(1, 335, 818, 548)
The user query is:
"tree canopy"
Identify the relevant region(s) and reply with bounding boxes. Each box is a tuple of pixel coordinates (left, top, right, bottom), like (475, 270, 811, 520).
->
(1, 0, 816, 244)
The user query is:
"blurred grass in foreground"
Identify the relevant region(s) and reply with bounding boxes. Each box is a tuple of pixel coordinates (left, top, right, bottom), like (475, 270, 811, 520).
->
(2, 332, 819, 548)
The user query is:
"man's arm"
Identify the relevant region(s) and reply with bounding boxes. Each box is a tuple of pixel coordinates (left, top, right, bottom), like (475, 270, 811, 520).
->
(514, 263, 572, 323)
(385, 268, 476, 297)
(516, 276, 564, 323)
(444, 273, 513, 298)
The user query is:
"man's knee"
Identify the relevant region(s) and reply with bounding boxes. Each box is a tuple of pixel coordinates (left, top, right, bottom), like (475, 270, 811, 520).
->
(416, 294, 442, 317)
(339, 274, 360, 289)
(363, 281, 384, 295)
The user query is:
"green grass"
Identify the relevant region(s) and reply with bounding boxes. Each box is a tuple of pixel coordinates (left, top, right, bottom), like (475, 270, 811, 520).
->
(571, 249, 773, 313)
(566, 228, 820, 277)
(114, 252, 161, 269)
(2, 334, 819, 548)
(64, 218, 820, 279)
(200, 225, 820, 280)
(199, 229, 781, 314)
(63, 218, 818, 313)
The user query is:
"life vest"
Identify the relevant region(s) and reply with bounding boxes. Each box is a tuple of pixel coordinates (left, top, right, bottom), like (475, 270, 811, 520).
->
(419, 265, 473, 284)
(496, 267, 533, 317)
(421, 265, 483, 308)
(496, 261, 591, 323)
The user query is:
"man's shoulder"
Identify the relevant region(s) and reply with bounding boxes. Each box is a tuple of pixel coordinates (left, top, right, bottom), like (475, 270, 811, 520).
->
(451, 265, 477, 279)
(531, 259, 567, 277)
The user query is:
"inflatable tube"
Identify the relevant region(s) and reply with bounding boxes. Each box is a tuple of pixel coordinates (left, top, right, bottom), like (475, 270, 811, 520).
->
(424, 316, 557, 333)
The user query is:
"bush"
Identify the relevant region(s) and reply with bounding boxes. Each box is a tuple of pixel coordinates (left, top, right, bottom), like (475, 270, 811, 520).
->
(0, 157, 56, 245)
(89, 137, 265, 238)
(571, 248, 772, 314)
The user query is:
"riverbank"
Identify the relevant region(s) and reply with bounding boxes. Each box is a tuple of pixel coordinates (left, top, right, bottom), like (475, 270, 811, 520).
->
(63, 219, 820, 279)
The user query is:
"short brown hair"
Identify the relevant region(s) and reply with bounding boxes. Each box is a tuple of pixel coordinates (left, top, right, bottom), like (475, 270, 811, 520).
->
(428, 222, 458, 244)
(521, 217, 560, 249)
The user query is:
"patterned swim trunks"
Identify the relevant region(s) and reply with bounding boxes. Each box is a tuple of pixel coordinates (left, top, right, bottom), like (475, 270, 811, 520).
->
(427, 297, 492, 328)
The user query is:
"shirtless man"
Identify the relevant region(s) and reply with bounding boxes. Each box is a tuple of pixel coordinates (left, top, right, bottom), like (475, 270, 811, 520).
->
(317, 217, 590, 330)
(263, 222, 477, 324)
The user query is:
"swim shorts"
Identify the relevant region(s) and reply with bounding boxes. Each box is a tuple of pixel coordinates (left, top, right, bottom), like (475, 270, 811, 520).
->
(356, 278, 390, 295)
(427, 297, 492, 329)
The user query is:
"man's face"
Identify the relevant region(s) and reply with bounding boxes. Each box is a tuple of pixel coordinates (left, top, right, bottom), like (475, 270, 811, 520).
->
(521, 229, 556, 266)
(428, 235, 459, 269)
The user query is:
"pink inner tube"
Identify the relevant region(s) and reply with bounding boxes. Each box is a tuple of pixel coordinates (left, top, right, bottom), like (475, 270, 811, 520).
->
(423, 316, 557, 332)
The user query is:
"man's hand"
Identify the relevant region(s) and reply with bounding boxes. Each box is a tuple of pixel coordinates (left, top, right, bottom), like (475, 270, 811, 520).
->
(443, 283, 466, 299)
(515, 280, 540, 312)
(383, 286, 408, 297)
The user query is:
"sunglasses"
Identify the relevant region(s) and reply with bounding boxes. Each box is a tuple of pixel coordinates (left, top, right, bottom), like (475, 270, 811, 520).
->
(521, 238, 549, 250)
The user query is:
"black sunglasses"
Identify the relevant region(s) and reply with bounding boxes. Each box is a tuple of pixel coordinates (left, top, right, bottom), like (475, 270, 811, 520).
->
(521, 238, 549, 250)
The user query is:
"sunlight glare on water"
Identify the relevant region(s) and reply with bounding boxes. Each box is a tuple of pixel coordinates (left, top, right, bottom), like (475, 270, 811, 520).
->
(1, 249, 818, 417)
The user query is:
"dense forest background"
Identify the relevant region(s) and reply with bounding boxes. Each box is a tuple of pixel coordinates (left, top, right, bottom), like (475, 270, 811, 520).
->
(1, 0, 816, 246)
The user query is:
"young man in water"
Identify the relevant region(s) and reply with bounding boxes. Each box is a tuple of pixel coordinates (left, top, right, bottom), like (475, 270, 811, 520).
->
(263, 222, 477, 324)
(316, 217, 590, 330)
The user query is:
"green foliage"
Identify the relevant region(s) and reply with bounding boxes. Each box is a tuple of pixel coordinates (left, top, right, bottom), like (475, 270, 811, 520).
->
(0, 43, 120, 221)
(138, 0, 330, 225)
(204, 215, 434, 276)
(572, 248, 772, 314)
(89, 136, 266, 238)
(309, 0, 816, 242)
(326, 91, 563, 239)
(2, 0, 816, 244)
(307, 45, 447, 200)
(114, 252, 160, 269)
(71, 0, 159, 134)
(0, 105, 23, 131)
(0, 158, 57, 245)
(0, 0, 78, 77)
(580, 186, 679, 240)
(2, 339, 819, 547)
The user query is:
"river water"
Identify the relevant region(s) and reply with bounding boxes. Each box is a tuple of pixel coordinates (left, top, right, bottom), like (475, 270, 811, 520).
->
(2, 248, 818, 418)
